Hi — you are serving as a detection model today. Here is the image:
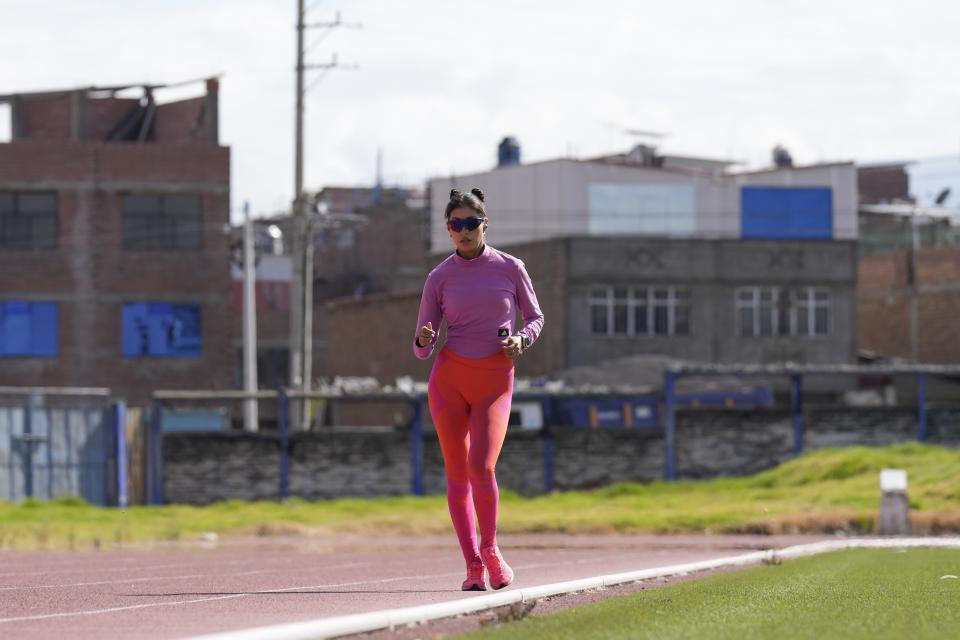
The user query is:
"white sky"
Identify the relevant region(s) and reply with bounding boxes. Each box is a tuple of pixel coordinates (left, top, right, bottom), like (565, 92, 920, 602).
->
(1, 0, 959, 220)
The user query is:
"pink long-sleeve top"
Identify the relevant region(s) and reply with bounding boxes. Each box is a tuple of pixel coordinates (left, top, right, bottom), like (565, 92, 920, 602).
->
(413, 245, 544, 360)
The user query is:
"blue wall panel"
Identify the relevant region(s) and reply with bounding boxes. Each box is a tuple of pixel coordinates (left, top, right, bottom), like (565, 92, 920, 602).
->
(741, 187, 833, 239)
(122, 303, 201, 357)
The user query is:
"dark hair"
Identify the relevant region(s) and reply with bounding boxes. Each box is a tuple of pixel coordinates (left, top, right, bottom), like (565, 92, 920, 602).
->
(444, 188, 486, 219)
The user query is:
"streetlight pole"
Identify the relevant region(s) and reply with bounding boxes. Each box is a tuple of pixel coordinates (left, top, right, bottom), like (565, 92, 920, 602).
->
(289, 0, 307, 429)
(242, 201, 259, 432)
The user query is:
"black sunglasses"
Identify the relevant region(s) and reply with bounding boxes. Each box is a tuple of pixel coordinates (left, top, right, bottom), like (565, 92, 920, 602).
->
(447, 216, 486, 233)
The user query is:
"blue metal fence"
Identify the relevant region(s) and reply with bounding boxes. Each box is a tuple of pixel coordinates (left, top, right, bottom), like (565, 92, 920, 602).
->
(150, 365, 960, 503)
(0, 388, 127, 506)
(661, 363, 960, 481)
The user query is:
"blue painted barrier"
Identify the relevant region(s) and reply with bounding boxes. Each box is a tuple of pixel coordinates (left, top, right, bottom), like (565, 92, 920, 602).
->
(113, 402, 128, 508)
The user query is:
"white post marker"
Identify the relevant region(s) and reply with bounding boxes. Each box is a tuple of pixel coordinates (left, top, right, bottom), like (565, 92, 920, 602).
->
(878, 468, 911, 535)
(880, 469, 907, 492)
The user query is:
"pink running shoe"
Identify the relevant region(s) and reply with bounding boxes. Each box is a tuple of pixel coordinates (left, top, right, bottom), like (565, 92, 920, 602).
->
(462, 559, 486, 591)
(480, 545, 514, 590)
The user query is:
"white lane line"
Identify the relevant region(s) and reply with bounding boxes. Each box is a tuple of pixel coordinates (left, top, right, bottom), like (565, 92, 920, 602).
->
(0, 560, 375, 592)
(0, 560, 245, 579)
(0, 553, 714, 624)
(0, 593, 253, 624)
(0, 554, 704, 626)
(180, 537, 960, 640)
(0, 570, 273, 591)
(0, 567, 477, 624)
(0, 556, 371, 580)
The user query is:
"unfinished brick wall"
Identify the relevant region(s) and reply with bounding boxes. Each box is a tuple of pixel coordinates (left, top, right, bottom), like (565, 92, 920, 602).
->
(858, 246, 960, 363)
(154, 97, 209, 144)
(14, 94, 73, 140)
(10, 80, 217, 144)
(327, 290, 432, 383)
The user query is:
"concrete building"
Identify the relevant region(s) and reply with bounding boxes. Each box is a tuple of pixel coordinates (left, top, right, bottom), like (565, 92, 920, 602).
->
(326, 144, 859, 384)
(459, 144, 857, 361)
(428, 145, 857, 253)
(327, 235, 858, 383)
(0, 79, 232, 406)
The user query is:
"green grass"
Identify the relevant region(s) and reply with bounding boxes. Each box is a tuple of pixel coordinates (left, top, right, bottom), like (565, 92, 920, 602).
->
(1, 443, 958, 549)
(454, 548, 960, 640)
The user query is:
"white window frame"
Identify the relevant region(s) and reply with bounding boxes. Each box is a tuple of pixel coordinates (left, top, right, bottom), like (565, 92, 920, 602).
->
(589, 286, 690, 337)
(792, 287, 831, 337)
(736, 286, 831, 338)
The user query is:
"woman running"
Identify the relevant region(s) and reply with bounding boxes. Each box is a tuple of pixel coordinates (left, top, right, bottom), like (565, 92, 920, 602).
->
(413, 187, 544, 591)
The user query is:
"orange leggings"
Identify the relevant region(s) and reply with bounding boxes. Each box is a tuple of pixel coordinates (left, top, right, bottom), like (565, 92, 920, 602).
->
(427, 347, 514, 563)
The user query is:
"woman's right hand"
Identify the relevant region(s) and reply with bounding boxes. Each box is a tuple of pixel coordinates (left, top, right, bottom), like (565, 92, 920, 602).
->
(416, 321, 436, 347)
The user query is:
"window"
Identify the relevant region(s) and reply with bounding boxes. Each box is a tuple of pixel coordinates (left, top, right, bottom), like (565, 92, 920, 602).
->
(0, 103, 10, 143)
(122, 302, 201, 357)
(589, 286, 691, 336)
(736, 287, 830, 337)
(122, 193, 201, 250)
(0, 192, 58, 249)
(794, 288, 831, 337)
(0, 301, 58, 356)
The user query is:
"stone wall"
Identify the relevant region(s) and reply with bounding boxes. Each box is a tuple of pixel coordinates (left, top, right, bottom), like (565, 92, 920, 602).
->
(162, 407, 960, 504)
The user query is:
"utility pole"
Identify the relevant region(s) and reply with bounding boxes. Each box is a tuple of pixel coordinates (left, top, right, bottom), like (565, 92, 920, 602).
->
(909, 207, 919, 362)
(290, 0, 306, 431)
(291, 1, 359, 430)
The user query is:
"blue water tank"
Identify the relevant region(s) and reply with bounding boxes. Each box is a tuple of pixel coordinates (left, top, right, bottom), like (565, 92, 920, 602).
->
(497, 136, 521, 167)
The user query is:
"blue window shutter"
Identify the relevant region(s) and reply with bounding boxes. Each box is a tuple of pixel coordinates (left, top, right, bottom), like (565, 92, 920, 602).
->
(122, 303, 150, 357)
(31, 303, 58, 356)
(741, 187, 833, 239)
(0, 301, 58, 356)
(123, 302, 201, 357)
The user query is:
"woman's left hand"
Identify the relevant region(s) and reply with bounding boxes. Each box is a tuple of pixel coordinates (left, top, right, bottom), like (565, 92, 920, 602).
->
(501, 335, 523, 359)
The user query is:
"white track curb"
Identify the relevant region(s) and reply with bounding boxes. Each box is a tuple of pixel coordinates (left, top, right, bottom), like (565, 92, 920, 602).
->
(182, 537, 960, 640)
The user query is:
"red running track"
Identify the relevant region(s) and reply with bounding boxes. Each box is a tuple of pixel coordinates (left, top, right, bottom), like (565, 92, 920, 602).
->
(0, 533, 831, 639)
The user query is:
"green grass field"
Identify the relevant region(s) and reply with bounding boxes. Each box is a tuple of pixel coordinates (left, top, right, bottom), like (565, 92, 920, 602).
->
(1, 442, 958, 550)
(454, 547, 960, 640)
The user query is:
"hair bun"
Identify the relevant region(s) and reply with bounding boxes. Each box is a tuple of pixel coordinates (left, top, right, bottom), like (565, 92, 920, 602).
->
(470, 188, 485, 202)
(449, 188, 461, 200)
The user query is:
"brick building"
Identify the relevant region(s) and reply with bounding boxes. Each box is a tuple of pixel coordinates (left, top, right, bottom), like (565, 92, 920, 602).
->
(0, 79, 233, 406)
(858, 245, 960, 363)
(239, 185, 429, 387)
(855, 159, 960, 363)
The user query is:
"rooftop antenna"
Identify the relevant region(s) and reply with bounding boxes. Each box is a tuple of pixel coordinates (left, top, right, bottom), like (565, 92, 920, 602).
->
(373, 147, 383, 204)
(601, 120, 668, 153)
